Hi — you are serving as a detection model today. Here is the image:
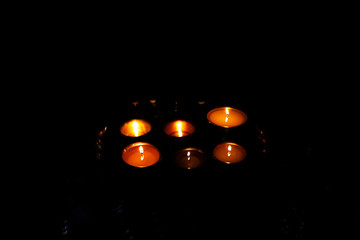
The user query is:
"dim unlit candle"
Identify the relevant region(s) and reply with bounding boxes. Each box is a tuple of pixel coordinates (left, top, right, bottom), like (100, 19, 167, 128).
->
(174, 148, 206, 169)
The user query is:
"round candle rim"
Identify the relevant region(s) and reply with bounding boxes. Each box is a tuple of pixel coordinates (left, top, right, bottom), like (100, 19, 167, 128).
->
(164, 120, 196, 137)
(213, 142, 247, 163)
(207, 107, 248, 128)
(120, 119, 152, 137)
(121, 142, 161, 168)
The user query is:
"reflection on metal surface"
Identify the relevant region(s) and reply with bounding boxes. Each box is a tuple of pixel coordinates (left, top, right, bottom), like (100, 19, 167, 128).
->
(164, 120, 195, 137)
(256, 124, 269, 154)
(120, 119, 152, 137)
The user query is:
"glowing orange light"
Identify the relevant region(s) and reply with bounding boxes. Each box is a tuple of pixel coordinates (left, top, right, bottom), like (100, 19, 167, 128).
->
(98, 126, 107, 137)
(164, 120, 195, 137)
(122, 142, 160, 168)
(132, 121, 140, 137)
(120, 119, 151, 137)
(213, 142, 247, 164)
(207, 107, 247, 128)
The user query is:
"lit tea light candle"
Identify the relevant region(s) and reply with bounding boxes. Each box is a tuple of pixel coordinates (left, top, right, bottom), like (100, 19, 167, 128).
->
(207, 107, 247, 128)
(213, 142, 247, 164)
(120, 119, 152, 137)
(122, 142, 161, 168)
(164, 120, 195, 137)
(174, 148, 206, 169)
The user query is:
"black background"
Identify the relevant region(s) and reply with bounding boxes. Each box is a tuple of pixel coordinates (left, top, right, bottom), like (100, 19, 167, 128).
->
(50, 95, 310, 239)
(17, 15, 359, 239)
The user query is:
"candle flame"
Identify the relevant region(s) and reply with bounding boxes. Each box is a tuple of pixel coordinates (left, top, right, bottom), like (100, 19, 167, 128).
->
(132, 120, 140, 137)
(225, 108, 230, 122)
(176, 121, 183, 137)
(139, 146, 144, 160)
(187, 151, 191, 161)
(227, 145, 232, 157)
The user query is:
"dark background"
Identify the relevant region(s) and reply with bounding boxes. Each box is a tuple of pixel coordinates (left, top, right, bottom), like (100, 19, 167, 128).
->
(18, 14, 358, 238)
(49, 95, 312, 239)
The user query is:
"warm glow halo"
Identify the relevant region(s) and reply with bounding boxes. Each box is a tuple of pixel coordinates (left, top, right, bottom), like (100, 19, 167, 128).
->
(120, 119, 152, 137)
(164, 120, 195, 137)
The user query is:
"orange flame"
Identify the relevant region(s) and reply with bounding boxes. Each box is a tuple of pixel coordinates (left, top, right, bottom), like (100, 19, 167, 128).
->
(176, 121, 183, 137)
(225, 108, 230, 122)
(132, 120, 140, 137)
(227, 145, 232, 157)
(139, 146, 144, 160)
